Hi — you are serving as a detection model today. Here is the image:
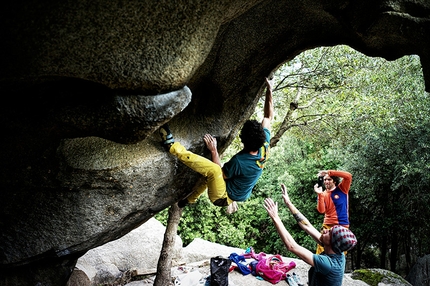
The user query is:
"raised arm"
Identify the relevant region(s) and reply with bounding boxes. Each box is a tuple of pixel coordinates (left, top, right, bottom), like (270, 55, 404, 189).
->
(261, 77, 274, 129)
(314, 184, 326, 213)
(264, 197, 315, 266)
(280, 184, 322, 245)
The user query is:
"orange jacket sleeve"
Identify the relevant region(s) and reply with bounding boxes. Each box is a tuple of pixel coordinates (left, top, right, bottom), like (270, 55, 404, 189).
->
(328, 170, 352, 194)
(316, 192, 326, 213)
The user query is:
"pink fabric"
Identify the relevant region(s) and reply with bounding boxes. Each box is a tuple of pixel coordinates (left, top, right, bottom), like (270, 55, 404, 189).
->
(240, 247, 267, 261)
(255, 255, 296, 284)
(240, 248, 296, 284)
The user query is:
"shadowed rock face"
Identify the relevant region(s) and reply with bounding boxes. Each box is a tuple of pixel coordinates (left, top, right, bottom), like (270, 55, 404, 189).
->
(1, 0, 429, 284)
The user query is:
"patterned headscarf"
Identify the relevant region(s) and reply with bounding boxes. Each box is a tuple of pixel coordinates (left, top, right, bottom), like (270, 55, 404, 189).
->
(331, 225, 357, 254)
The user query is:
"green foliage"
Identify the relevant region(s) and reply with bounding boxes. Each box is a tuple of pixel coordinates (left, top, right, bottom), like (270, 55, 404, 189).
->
(334, 49, 430, 269)
(173, 194, 269, 250)
(344, 121, 430, 263)
(361, 247, 381, 269)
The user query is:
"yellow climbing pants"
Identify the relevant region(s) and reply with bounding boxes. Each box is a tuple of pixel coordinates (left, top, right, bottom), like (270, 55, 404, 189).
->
(169, 142, 233, 206)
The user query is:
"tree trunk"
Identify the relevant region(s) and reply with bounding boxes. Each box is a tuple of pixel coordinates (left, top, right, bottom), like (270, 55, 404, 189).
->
(390, 231, 398, 272)
(154, 204, 182, 286)
(405, 232, 411, 273)
(355, 240, 363, 269)
(380, 235, 387, 269)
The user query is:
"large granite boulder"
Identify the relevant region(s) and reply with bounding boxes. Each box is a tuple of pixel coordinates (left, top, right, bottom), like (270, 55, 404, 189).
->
(68, 218, 182, 286)
(405, 254, 430, 286)
(1, 0, 430, 285)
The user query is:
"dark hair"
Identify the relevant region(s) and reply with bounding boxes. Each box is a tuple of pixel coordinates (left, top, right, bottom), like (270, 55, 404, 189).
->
(331, 176, 341, 186)
(239, 120, 266, 152)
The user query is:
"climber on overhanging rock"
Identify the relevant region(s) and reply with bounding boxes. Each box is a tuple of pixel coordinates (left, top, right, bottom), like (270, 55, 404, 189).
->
(159, 77, 274, 214)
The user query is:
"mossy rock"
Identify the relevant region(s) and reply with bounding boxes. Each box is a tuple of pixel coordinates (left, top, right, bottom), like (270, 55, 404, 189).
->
(351, 268, 411, 286)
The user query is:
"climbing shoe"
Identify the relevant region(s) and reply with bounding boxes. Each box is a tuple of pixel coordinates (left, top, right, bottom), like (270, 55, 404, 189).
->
(178, 199, 189, 208)
(159, 124, 175, 150)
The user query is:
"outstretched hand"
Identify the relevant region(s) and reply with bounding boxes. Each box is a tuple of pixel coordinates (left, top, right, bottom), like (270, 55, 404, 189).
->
(281, 184, 292, 205)
(203, 134, 217, 152)
(263, 198, 279, 220)
(265, 77, 273, 91)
